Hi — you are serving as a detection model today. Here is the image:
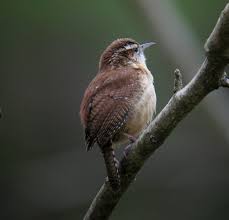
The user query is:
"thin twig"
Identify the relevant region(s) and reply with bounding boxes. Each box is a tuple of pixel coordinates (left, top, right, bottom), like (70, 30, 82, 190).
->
(173, 68, 183, 93)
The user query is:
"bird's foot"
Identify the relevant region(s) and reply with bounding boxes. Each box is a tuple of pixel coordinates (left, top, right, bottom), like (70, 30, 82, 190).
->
(123, 144, 133, 159)
(124, 133, 137, 143)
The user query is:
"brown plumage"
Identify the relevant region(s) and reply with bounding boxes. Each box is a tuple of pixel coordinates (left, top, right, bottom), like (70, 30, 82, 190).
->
(80, 38, 156, 191)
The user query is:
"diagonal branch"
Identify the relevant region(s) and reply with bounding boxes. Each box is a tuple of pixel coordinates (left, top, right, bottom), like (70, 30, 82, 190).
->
(83, 3, 229, 220)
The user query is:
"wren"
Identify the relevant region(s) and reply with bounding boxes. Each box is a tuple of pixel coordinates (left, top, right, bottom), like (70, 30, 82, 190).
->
(80, 38, 156, 191)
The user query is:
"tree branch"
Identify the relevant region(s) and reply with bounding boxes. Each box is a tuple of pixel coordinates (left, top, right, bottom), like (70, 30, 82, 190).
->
(83, 4, 229, 220)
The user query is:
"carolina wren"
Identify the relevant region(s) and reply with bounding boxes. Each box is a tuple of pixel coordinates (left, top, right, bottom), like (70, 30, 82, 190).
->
(80, 38, 156, 191)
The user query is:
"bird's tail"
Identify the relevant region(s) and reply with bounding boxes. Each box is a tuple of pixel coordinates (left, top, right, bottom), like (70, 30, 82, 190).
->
(101, 145, 120, 191)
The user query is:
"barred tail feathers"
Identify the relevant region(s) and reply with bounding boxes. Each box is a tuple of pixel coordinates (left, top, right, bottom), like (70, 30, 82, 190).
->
(102, 145, 120, 191)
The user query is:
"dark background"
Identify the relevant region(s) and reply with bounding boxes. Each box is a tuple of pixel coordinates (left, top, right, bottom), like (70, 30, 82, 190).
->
(1, 0, 229, 219)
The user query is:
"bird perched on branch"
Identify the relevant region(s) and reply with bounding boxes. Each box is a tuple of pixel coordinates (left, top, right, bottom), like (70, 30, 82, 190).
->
(80, 38, 156, 191)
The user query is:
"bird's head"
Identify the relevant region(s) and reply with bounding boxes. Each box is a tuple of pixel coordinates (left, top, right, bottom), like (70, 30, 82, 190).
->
(99, 38, 155, 71)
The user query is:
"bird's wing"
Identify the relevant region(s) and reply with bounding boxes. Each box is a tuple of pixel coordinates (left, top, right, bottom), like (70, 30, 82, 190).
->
(80, 67, 143, 151)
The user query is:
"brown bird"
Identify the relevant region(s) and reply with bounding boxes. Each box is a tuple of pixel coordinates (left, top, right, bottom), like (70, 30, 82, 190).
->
(80, 38, 156, 191)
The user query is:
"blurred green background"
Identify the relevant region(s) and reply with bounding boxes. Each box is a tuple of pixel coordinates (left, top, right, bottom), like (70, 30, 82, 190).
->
(1, 0, 229, 219)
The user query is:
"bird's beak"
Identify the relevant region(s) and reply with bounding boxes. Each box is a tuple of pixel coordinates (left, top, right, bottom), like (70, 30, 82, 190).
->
(140, 42, 156, 50)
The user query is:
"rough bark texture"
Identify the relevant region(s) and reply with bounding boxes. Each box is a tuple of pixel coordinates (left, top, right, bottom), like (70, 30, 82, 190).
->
(83, 4, 229, 220)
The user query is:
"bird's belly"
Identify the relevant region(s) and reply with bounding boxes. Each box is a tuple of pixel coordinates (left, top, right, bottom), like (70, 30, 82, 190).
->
(112, 73, 156, 149)
(127, 83, 156, 136)
(112, 83, 156, 149)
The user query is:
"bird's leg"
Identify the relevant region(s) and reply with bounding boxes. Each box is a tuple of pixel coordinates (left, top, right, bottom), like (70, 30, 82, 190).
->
(123, 144, 133, 158)
(123, 133, 137, 143)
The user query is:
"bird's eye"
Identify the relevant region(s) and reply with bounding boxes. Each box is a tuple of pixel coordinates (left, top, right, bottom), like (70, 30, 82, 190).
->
(134, 48, 138, 53)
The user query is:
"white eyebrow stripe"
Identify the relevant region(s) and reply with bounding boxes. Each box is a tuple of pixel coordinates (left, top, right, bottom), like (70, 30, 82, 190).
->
(124, 44, 138, 50)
